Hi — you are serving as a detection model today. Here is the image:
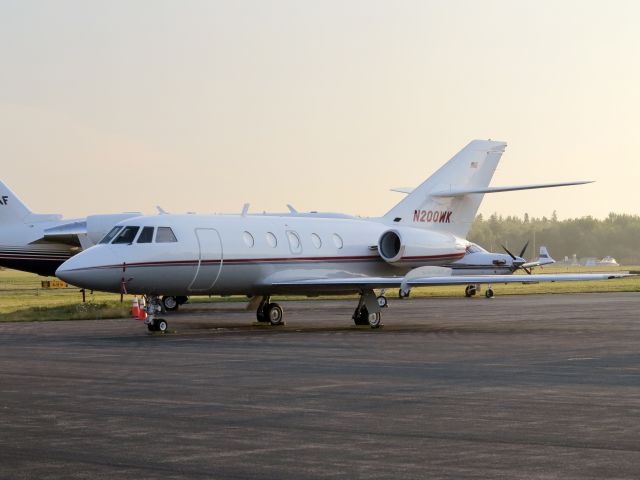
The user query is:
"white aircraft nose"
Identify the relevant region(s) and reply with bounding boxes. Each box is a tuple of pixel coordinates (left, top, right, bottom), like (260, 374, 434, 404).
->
(56, 246, 121, 292)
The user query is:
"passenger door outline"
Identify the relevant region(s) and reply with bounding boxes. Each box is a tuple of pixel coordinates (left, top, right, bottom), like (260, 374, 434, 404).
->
(188, 228, 223, 292)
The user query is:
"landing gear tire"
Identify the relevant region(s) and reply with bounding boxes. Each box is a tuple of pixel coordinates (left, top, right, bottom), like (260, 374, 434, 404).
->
(367, 311, 382, 329)
(464, 285, 477, 298)
(377, 295, 388, 308)
(398, 289, 410, 299)
(162, 296, 179, 311)
(265, 303, 284, 326)
(485, 288, 494, 299)
(353, 306, 381, 328)
(147, 319, 168, 332)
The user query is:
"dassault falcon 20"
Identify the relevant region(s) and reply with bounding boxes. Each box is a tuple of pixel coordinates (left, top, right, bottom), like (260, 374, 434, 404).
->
(56, 140, 626, 332)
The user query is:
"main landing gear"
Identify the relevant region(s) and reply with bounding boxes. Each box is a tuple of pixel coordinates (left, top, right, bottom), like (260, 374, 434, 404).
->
(255, 296, 285, 326)
(161, 295, 189, 312)
(377, 290, 388, 308)
(464, 284, 495, 299)
(352, 290, 383, 328)
(144, 295, 169, 333)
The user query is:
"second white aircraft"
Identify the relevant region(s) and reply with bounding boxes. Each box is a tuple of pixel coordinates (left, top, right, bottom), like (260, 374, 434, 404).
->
(56, 140, 624, 331)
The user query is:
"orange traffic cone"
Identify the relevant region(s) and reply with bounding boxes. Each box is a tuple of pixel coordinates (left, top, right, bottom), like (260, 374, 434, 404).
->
(138, 296, 148, 320)
(131, 296, 140, 318)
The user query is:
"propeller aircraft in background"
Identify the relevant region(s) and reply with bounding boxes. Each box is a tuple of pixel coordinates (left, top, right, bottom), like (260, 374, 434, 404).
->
(451, 243, 555, 298)
(56, 140, 626, 332)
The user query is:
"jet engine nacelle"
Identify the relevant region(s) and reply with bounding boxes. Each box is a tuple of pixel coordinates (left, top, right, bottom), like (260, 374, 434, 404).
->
(86, 213, 142, 245)
(377, 227, 465, 267)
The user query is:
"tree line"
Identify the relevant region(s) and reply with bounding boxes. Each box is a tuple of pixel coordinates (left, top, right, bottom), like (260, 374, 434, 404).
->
(467, 213, 640, 265)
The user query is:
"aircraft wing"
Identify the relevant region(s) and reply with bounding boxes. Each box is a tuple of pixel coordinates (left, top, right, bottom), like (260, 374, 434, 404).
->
(27, 221, 87, 247)
(271, 272, 628, 290)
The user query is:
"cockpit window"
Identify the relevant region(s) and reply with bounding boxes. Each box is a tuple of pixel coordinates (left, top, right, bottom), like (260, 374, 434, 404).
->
(466, 243, 487, 254)
(99, 226, 123, 244)
(137, 226, 155, 243)
(112, 226, 140, 244)
(156, 227, 177, 243)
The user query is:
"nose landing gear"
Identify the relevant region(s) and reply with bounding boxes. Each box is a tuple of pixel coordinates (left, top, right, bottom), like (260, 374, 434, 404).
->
(144, 295, 169, 333)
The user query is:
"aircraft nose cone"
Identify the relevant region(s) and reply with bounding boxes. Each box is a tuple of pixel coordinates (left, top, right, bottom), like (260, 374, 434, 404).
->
(56, 246, 120, 292)
(56, 252, 92, 286)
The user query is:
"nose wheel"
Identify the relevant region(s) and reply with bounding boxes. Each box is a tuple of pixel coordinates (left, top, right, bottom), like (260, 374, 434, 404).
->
(144, 295, 168, 333)
(147, 318, 168, 332)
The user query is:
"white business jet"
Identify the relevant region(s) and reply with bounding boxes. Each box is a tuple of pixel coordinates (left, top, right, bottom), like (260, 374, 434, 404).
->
(56, 140, 624, 331)
(0, 180, 140, 276)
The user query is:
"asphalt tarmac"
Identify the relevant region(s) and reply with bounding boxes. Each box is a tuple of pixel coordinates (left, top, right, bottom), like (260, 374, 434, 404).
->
(1, 292, 639, 479)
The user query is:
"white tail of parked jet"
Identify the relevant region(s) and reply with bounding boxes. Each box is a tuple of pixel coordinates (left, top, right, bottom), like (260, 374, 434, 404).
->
(0, 180, 64, 225)
(384, 139, 593, 238)
(384, 140, 507, 238)
(0, 180, 34, 224)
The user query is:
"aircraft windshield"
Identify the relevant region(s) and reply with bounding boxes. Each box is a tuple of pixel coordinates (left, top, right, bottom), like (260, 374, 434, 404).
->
(466, 243, 487, 254)
(112, 226, 140, 244)
(137, 226, 154, 243)
(99, 226, 123, 244)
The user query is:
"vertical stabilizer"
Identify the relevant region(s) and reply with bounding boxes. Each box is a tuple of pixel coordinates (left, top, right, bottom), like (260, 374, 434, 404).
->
(538, 246, 555, 265)
(0, 181, 32, 224)
(383, 140, 507, 238)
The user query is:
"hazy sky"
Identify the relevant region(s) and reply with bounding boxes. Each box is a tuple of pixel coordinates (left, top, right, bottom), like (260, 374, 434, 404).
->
(1, 0, 639, 220)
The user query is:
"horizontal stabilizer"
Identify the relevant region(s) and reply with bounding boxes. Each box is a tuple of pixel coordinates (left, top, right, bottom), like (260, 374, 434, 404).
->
(430, 181, 593, 198)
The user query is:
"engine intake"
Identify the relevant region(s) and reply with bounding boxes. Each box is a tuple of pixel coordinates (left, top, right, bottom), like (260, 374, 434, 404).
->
(377, 227, 465, 267)
(378, 230, 403, 263)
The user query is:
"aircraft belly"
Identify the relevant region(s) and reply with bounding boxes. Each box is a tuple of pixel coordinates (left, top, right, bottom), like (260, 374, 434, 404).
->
(211, 259, 398, 296)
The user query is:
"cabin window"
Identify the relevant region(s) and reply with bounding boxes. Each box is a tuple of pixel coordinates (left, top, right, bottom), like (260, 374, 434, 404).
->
(243, 231, 255, 247)
(137, 226, 155, 243)
(266, 232, 277, 248)
(286, 231, 302, 254)
(332, 233, 343, 249)
(311, 233, 322, 249)
(99, 226, 122, 244)
(112, 226, 140, 244)
(156, 227, 178, 243)
(287, 231, 300, 249)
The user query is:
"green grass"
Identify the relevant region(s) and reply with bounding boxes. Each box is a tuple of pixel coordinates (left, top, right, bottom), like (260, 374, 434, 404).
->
(0, 302, 131, 322)
(0, 264, 638, 322)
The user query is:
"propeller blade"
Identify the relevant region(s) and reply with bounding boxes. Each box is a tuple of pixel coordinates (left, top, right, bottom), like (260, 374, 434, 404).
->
(501, 244, 517, 261)
(519, 240, 530, 259)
